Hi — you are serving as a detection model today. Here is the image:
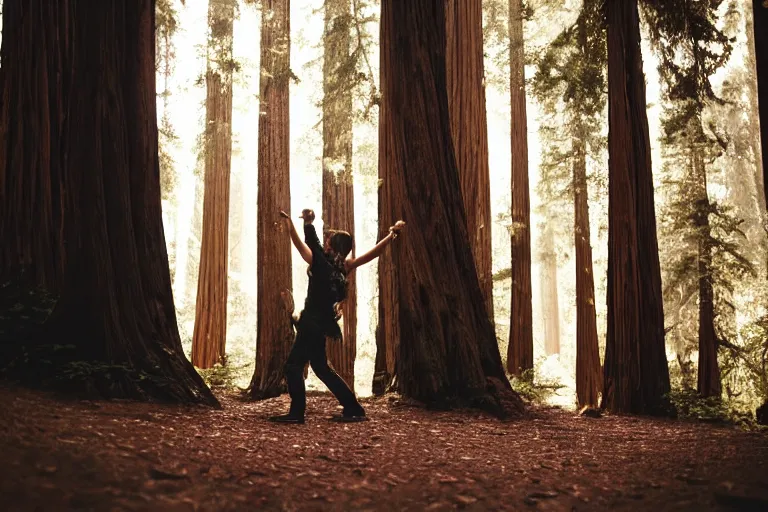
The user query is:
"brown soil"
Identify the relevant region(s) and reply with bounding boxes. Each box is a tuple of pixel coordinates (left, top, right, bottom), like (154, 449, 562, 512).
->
(1, 384, 767, 511)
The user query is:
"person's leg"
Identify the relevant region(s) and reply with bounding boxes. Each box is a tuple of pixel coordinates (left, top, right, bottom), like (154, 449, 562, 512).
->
(269, 328, 310, 423)
(309, 338, 366, 419)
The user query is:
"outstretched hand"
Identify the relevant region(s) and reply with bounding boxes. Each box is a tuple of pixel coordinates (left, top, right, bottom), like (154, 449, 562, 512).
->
(389, 220, 406, 238)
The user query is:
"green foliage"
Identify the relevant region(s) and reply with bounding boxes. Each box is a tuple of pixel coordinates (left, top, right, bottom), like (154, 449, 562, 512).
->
(510, 367, 565, 405)
(529, 0, 607, 258)
(197, 355, 251, 390)
(668, 388, 757, 428)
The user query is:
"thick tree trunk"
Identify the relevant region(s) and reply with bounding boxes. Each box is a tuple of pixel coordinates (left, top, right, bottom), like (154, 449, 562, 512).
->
(507, 0, 534, 375)
(191, 0, 235, 369)
(0, 1, 66, 292)
(693, 148, 721, 398)
(754, 0, 768, 204)
(249, 0, 293, 399)
(380, 0, 524, 418)
(373, 0, 400, 396)
(538, 223, 560, 356)
(322, 0, 357, 391)
(17, 0, 218, 405)
(603, 0, 670, 414)
(445, 0, 494, 319)
(573, 135, 601, 408)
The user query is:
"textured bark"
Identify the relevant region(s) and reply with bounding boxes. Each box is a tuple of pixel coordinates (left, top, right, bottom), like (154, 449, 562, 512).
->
(191, 0, 235, 369)
(380, 0, 524, 418)
(322, 0, 357, 391)
(249, 0, 294, 399)
(507, 0, 534, 375)
(693, 148, 721, 398)
(0, 1, 67, 292)
(573, 135, 601, 408)
(373, 0, 400, 396)
(15, 0, 218, 405)
(754, 0, 768, 205)
(603, 0, 670, 414)
(538, 223, 560, 356)
(445, 0, 494, 319)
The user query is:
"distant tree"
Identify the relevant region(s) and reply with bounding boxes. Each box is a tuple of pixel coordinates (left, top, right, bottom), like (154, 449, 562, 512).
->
(249, 0, 294, 399)
(156, 0, 180, 201)
(322, 0, 357, 391)
(191, 0, 237, 369)
(753, 0, 768, 204)
(445, 0, 494, 318)
(507, 0, 534, 376)
(378, 0, 524, 417)
(531, 0, 606, 407)
(1, 0, 218, 404)
(602, 0, 670, 414)
(646, 0, 757, 398)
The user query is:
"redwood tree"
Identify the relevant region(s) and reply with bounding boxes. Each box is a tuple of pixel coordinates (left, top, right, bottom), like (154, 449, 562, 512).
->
(322, 0, 357, 391)
(603, 0, 670, 414)
(380, 0, 524, 417)
(191, 0, 236, 369)
(507, 0, 534, 375)
(445, 0, 494, 318)
(531, 0, 605, 407)
(755, 0, 768, 203)
(1, 0, 217, 404)
(0, 1, 66, 292)
(249, 0, 294, 399)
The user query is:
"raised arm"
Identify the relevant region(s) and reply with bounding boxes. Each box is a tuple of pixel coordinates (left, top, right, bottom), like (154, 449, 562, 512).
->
(345, 220, 405, 272)
(280, 210, 312, 265)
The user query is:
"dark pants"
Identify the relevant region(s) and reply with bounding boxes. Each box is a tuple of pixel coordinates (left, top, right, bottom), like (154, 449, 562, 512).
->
(285, 313, 363, 417)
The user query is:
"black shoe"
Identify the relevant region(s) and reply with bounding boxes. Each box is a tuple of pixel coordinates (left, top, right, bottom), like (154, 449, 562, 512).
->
(331, 407, 367, 422)
(268, 413, 305, 424)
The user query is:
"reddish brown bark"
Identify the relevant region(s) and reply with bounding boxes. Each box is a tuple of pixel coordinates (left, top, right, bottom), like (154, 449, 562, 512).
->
(445, 0, 494, 319)
(373, 0, 400, 396)
(191, 0, 235, 369)
(692, 148, 721, 398)
(13, 0, 218, 404)
(603, 0, 670, 414)
(573, 135, 601, 408)
(322, 0, 357, 391)
(0, 1, 67, 292)
(507, 0, 534, 375)
(379, 0, 523, 417)
(249, 0, 294, 399)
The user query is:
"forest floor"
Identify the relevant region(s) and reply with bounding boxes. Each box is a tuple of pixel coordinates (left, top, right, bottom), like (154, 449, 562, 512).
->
(1, 385, 768, 512)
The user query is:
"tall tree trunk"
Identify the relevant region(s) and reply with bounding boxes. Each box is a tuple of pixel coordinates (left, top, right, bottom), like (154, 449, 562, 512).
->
(693, 146, 721, 398)
(603, 0, 670, 414)
(445, 0, 494, 319)
(507, 0, 533, 375)
(754, 0, 768, 205)
(322, 0, 357, 391)
(10, 0, 217, 405)
(380, 0, 524, 418)
(249, 0, 293, 399)
(373, 0, 400, 396)
(573, 134, 601, 407)
(538, 222, 560, 356)
(191, 0, 235, 369)
(0, 1, 66, 291)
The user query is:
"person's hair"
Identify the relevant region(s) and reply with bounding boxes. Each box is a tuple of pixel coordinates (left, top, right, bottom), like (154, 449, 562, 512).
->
(325, 229, 353, 260)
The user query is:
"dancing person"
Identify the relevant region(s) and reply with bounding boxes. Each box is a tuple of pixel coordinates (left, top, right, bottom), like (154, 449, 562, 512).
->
(268, 208, 405, 424)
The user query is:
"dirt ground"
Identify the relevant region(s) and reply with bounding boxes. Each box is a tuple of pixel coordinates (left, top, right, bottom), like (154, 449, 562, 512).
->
(1, 384, 767, 511)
